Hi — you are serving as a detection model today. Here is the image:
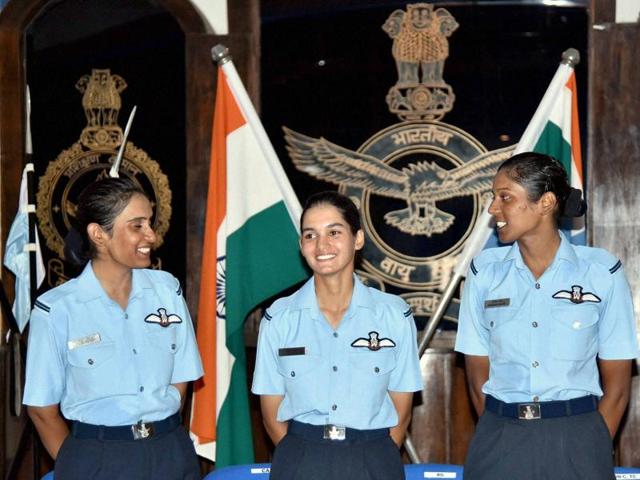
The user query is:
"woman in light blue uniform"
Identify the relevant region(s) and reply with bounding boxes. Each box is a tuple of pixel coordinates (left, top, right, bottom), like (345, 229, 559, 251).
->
(455, 152, 638, 480)
(252, 191, 422, 480)
(23, 178, 203, 479)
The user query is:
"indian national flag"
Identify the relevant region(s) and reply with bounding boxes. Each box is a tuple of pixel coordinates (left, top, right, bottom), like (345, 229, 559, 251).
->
(190, 58, 308, 466)
(531, 71, 584, 244)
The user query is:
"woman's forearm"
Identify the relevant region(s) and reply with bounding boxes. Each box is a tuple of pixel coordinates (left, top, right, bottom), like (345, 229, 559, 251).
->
(28, 405, 70, 460)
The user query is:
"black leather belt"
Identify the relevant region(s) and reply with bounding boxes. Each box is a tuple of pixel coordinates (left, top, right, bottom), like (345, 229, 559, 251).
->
(486, 395, 598, 420)
(71, 412, 181, 440)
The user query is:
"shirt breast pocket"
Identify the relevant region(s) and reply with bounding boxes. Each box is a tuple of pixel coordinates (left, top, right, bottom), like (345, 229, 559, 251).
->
(349, 350, 396, 405)
(277, 354, 321, 408)
(484, 307, 521, 360)
(551, 304, 599, 360)
(67, 341, 117, 394)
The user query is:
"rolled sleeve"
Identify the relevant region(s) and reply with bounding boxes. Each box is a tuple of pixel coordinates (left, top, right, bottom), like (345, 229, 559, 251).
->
(251, 316, 285, 395)
(388, 310, 422, 392)
(455, 266, 490, 356)
(23, 306, 66, 406)
(598, 266, 639, 360)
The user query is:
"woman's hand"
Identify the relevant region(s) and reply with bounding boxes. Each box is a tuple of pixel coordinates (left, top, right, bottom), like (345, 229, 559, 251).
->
(259, 395, 288, 445)
(598, 359, 632, 438)
(465, 355, 490, 416)
(389, 391, 414, 447)
(28, 404, 70, 460)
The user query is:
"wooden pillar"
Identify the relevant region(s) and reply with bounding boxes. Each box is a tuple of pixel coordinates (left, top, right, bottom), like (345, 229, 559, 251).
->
(588, 0, 640, 466)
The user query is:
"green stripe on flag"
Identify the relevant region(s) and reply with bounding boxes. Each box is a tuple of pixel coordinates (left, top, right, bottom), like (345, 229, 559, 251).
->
(218, 201, 308, 466)
(533, 121, 572, 174)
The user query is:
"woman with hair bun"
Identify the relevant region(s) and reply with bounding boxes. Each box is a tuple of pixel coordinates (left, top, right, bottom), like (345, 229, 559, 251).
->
(455, 152, 638, 480)
(23, 178, 203, 479)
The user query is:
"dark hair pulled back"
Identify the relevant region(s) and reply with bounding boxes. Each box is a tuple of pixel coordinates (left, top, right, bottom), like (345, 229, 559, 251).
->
(300, 191, 361, 235)
(497, 152, 586, 219)
(64, 177, 147, 266)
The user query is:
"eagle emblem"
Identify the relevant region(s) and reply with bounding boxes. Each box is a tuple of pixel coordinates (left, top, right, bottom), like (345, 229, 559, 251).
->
(144, 308, 183, 327)
(351, 331, 396, 351)
(552, 285, 601, 304)
(285, 126, 514, 237)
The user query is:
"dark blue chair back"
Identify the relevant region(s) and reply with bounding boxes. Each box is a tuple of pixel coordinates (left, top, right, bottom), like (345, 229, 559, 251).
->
(202, 463, 271, 479)
(41, 473, 54, 480)
(615, 466, 640, 479)
(405, 463, 464, 479)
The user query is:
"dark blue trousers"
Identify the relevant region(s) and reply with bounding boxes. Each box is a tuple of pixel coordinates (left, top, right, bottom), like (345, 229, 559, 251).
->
(465, 410, 615, 480)
(270, 421, 405, 480)
(55, 421, 200, 480)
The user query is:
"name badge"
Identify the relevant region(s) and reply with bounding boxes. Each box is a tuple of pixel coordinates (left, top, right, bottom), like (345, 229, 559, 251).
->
(278, 347, 306, 357)
(67, 333, 101, 350)
(484, 298, 510, 308)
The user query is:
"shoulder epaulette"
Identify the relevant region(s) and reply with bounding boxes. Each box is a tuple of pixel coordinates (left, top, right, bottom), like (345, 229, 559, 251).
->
(264, 310, 273, 321)
(34, 300, 50, 313)
(470, 259, 478, 276)
(609, 260, 622, 274)
(403, 308, 413, 318)
(176, 281, 182, 296)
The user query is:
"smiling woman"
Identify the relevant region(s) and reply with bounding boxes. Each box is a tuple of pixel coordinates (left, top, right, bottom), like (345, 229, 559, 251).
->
(455, 152, 638, 480)
(252, 191, 423, 480)
(23, 178, 204, 480)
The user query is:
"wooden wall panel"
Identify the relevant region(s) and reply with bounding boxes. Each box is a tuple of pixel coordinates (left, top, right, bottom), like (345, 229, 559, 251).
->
(588, 0, 640, 466)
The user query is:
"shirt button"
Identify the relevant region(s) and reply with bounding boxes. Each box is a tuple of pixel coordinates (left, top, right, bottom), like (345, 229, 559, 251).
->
(535, 283, 541, 289)
(290, 371, 295, 377)
(139, 386, 144, 392)
(532, 321, 538, 328)
(532, 361, 539, 368)
(490, 321, 494, 327)
(87, 358, 94, 365)
(171, 343, 176, 351)
(331, 404, 337, 411)
(374, 367, 380, 373)
(132, 348, 137, 354)
(333, 332, 338, 338)
(332, 366, 338, 372)
(124, 313, 129, 319)
(533, 396, 540, 402)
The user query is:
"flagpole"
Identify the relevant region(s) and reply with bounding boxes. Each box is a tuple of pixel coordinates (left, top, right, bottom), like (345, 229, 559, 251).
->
(211, 44, 302, 232)
(407, 48, 580, 463)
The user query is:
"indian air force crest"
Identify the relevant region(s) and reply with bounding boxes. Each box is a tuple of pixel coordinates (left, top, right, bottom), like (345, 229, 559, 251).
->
(284, 3, 515, 319)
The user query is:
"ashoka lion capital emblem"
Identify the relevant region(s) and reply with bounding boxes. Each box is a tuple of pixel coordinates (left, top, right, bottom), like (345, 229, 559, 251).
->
(383, 3, 458, 121)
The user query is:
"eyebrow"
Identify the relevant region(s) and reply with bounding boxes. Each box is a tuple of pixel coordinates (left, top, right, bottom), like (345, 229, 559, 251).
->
(301, 222, 346, 232)
(126, 216, 151, 223)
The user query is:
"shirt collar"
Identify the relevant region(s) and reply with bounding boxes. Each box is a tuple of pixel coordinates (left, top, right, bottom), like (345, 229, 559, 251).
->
(503, 231, 578, 269)
(75, 263, 153, 303)
(294, 274, 374, 320)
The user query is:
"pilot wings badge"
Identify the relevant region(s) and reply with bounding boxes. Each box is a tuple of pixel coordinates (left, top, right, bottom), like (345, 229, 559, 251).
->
(144, 308, 183, 327)
(552, 285, 601, 304)
(351, 331, 396, 351)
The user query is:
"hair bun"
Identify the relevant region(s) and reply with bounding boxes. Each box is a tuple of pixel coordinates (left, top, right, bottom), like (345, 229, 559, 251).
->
(63, 227, 90, 266)
(563, 187, 587, 218)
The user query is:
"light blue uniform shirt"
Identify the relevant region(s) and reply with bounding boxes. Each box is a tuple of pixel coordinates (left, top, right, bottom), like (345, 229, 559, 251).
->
(252, 275, 422, 430)
(23, 263, 203, 425)
(455, 232, 638, 403)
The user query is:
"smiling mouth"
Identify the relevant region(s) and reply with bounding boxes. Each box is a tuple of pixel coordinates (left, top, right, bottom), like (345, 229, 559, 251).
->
(316, 254, 336, 261)
(496, 221, 507, 230)
(137, 247, 151, 255)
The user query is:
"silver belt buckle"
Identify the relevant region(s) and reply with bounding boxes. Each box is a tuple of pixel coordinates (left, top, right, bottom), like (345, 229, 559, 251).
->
(518, 403, 541, 420)
(132, 421, 155, 440)
(323, 424, 346, 441)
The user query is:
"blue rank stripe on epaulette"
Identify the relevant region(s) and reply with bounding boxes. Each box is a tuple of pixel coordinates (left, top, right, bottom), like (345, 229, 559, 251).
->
(403, 308, 412, 318)
(609, 260, 622, 274)
(34, 300, 50, 313)
(176, 284, 182, 296)
(264, 311, 273, 321)
(470, 259, 478, 276)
